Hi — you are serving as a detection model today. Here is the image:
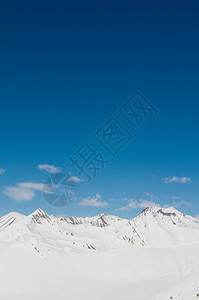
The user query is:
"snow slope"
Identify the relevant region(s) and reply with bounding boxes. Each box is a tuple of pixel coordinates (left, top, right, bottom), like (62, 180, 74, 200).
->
(1, 206, 199, 299)
(1, 206, 199, 251)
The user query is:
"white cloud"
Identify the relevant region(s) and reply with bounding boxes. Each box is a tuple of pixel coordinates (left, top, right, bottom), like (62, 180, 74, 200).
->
(38, 164, 62, 174)
(126, 200, 138, 209)
(67, 176, 83, 182)
(17, 182, 44, 190)
(162, 176, 191, 184)
(139, 200, 159, 208)
(116, 199, 159, 211)
(79, 194, 108, 208)
(144, 192, 179, 202)
(117, 206, 129, 211)
(116, 195, 192, 212)
(115, 192, 192, 212)
(0, 168, 6, 175)
(3, 186, 35, 202)
(2, 182, 44, 202)
(170, 200, 192, 208)
(109, 197, 129, 202)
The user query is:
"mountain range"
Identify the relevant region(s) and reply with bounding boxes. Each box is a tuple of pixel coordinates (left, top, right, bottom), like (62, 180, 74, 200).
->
(1, 206, 199, 251)
(1, 206, 199, 300)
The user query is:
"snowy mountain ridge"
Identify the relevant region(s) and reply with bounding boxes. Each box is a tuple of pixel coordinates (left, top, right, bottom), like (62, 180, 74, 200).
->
(1, 206, 199, 300)
(1, 206, 199, 252)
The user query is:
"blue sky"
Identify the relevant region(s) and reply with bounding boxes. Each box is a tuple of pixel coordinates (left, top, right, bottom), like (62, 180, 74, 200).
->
(0, 0, 199, 218)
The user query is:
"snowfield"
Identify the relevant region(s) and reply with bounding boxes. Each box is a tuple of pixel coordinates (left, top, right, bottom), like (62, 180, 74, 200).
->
(1, 206, 199, 300)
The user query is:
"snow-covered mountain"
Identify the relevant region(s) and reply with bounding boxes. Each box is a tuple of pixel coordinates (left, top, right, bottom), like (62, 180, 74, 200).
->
(1, 206, 199, 252)
(1, 206, 199, 300)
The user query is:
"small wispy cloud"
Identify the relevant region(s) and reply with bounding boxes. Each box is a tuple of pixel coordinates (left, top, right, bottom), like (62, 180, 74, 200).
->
(162, 176, 191, 184)
(144, 192, 150, 196)
(0, 168, 6, 175)
(2, 182, 44, 202)
(67, 176, 83, 182)
(18, 182, 44, 190)
(115, 194, 192, 212)
(139, 200, 159, 208)
(109, 197, 129, 202)
(116, 199, 159, 211)
(144, 192, 179, 202)
(79, 194, 108, 208)
(164, 200, 192, 208)
(38, 164, 62, 174)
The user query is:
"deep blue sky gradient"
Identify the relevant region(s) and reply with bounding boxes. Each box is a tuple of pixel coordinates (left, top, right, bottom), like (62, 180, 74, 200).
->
(0, 0, 199, 218)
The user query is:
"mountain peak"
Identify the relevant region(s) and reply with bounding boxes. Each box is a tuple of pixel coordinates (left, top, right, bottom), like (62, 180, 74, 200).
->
(30, 208, 51, 224)
(31, 208, 48, 216)
(140, 206, 181, 216)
